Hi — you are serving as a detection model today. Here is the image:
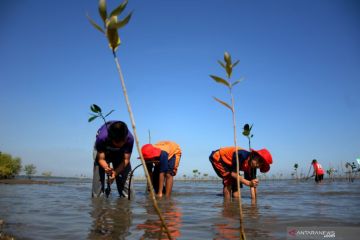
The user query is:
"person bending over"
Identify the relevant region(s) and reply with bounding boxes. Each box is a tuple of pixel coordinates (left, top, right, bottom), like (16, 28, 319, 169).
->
(209, 146, 272, 199)
(141, 141, 181, 198)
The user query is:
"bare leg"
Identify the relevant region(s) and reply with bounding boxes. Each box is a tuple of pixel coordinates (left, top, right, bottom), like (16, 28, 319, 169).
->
(250, 187, 257, 201)
(232, 190, 239, 198)
(165, 173, 173, 197)
(224, 185, 232, 199)
(158, 172, 165, 197)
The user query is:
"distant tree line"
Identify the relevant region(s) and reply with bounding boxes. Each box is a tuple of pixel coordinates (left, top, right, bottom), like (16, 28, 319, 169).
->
(0, 151, 40, 179)
(0, 152, 21, 179)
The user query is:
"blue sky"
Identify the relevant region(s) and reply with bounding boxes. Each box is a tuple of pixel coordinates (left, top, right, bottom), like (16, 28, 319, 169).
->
(1, 0, 359, 178)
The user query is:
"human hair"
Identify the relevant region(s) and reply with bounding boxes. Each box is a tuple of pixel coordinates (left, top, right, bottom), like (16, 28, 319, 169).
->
(312, 159, 317, 164)
(107, 121, 128, 142)
(250, 151, 262, 163)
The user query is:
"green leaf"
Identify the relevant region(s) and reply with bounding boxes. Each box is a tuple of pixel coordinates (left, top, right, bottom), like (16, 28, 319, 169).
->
(231, 80, 241, 87)
(104, 110, 115, 117)
(87, 14, 105, 34)
(90, 104, 102, 113)
(217, 60, 226, 69)
(107, 28, 120, 51)
(213, 97, 233, 112)
(232, 77, 245, 87)
(88, 115, 98, 122)
(111, 12, 132, 29)
(106, 15, 118, 28)
(210, 75, 230, 87)
(98, 0, 107, 24)
(224, 52, 231, 65)
(243, 124, 250, 136)
(232, 60, 240, 68)
(110, 0, 128, 17)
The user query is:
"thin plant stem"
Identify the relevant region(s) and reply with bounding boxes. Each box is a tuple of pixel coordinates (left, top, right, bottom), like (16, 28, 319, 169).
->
(230, 89, 246, 240)
(112, 51, 172, 240)
(306, 164, 311, 180)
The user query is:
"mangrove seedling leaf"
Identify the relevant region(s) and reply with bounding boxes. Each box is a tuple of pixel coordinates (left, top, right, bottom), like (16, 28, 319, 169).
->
(243, 123, 253, 136)
(88, 115, 98, 122)
(98, 0, 107, 24)
(110, 0, 128, 18)
(213, 97, 233, 112)
(104, 110, 115, 117)
(210, 75, 230, 87)
(107, 28, 120, 51)
(232, 60, 240, 68)
(91, 104, 102, 113)
(224, 52, 231, 65)
(242, 124, 250, 136)
(87, 14, 105, 34)
(217, 60, 226, 69)
(251, 134, 254, 138)
(112, 12, 133, 29)
(232, 80, 241, 87)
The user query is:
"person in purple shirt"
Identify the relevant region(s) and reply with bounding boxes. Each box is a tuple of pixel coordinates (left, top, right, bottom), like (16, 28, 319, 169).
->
(92, 121, 134, 198)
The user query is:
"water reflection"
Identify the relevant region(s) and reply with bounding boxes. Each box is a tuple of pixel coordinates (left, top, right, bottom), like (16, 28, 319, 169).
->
(88, 198, 132, 239)
(137, 199, 182, 239)
(213, 200, 271, 239)
(213, 201, 241, 239)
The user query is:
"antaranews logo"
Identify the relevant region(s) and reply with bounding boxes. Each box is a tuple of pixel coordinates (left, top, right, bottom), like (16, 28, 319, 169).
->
(288, 228, 297, 237)
(287, 227, 336, 240)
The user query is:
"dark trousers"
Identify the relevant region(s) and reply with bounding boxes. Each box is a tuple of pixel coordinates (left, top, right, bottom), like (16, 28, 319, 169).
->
(92, 148, 134, 198)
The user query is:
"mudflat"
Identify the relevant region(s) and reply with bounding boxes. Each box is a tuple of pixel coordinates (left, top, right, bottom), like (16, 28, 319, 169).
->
(0, 179, 62, 184)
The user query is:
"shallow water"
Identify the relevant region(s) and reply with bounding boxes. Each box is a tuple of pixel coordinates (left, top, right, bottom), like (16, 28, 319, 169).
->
(0, 178, 359, 239)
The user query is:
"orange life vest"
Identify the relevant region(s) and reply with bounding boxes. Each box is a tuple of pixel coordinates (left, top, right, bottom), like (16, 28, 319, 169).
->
(154, 141, 181, 175)
(312, 162, 324, 175)
(211, 146, 249, 177)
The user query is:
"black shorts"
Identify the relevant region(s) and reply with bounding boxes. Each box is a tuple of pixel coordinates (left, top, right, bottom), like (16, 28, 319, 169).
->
(315, 174, 324, 182)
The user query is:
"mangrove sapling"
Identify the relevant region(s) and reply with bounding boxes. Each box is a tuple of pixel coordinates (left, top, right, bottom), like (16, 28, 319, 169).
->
(87, 1, 171, 238)
(88, 104, 115, 198)
(242, 123, 253, 150)
(294, 163, 299, 180)
(242, 123, 257, 200)
(304, 163, 312, 181)
(88, 104, 114, 126)
(210, 52, 246, 240)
